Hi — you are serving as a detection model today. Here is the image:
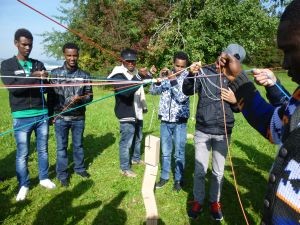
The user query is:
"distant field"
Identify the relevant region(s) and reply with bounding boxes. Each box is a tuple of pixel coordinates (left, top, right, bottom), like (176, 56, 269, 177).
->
(0, 71, 297, 225)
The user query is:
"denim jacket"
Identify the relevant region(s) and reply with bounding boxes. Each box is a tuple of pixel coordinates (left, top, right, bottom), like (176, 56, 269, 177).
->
(150, 70, 189, 123)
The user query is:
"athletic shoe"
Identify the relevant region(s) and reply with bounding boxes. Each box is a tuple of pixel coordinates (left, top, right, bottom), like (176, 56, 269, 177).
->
(120, 170, 137, 178)
(188, 201, 203, 219)
(40, 179, 56, 189)
(155, 178, 168, 189)
(210, 201, 223, 221)
(16, 186, 29, 201)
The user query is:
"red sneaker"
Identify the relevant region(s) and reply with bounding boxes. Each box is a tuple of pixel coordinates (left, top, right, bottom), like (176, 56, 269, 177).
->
(210, 201, 223, 221)
(188, 201, 203, 219)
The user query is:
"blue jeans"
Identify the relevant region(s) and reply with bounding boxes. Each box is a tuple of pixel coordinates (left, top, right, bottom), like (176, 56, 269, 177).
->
(131, 120, 143, 162)
(160, 121, 187, 181)
(119, 122, 136, 171)
(13, 114, 49, 188)
(193, 130, 230, 204)
(55, 118, 86, 180)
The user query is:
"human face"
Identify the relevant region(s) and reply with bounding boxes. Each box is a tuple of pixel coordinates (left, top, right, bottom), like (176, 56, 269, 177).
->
(124, 60, 136, 72)
(14, 37, 32, 60)
(277, 20, 300, 84)
(64, 48, 79, 69)
(174, 59, 187, 74)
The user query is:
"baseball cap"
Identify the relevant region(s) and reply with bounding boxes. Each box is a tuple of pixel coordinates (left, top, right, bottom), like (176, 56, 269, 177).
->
(121, 48, 137, 61)
(224, 43, 246, 63)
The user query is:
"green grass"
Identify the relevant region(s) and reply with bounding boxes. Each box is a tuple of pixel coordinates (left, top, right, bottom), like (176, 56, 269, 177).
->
(0, 73, 297, 225)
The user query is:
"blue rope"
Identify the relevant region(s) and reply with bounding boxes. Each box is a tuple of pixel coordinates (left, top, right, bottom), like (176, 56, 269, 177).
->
(0, 82, 145, 137)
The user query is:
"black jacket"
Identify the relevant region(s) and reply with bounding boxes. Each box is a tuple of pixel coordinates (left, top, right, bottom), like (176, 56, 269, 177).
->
(109, 73, 143, 122)
(0, 56, 48, 112)
(48, 63, 93, 118)
(182, 65, 238, 135)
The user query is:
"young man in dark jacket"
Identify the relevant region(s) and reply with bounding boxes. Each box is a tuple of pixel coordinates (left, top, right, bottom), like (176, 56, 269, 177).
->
(48, 42, 93, 187)
(108, 48, 151, 178)
(1, 28, 56, 201)
(182, 44, 245, 221)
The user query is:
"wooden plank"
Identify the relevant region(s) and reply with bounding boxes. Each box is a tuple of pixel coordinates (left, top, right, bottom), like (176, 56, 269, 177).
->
(142, 135, 160, 225)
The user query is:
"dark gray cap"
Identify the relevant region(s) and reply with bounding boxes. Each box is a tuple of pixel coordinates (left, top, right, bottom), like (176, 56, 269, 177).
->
(224, 43, 246, 63)
(121, 48, 137, 61)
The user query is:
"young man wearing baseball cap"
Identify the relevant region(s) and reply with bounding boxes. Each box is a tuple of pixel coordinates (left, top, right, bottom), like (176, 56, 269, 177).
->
(108, 48, 150, 178)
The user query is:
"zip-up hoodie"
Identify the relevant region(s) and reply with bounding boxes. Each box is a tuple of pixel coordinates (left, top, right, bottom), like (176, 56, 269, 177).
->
(182, 65, 237, 135)
(108, 64, 148, 121)
(0, 56, 48, 112)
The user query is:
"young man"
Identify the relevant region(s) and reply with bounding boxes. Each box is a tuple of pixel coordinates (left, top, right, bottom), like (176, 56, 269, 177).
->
(48, 43, 93, 187)
(182, 44, 245, 221)
(1, 28, 56, 201)
(108, 48, 151, 178)
(150, 51, 190, 192)
(218, 1, 300, 223)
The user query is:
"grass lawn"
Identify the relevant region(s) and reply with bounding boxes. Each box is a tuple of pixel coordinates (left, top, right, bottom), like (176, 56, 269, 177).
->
(0, 71, 297, 225)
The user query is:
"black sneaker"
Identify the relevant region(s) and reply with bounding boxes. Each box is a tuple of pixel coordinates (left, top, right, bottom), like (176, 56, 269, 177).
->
(188, 201, 203, 219)
(76, 171, 91, 178)
(155, 178, 168, 189)
(60, 179, 69, 187)
(210, 202, 223, 221)
(173, 181, 183, 192)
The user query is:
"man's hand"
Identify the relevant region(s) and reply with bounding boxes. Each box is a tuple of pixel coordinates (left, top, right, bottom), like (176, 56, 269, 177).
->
(216, 52, 242, 81)
(149, 65, 158, 76)
(221, 88, 237, 104)
(252, 69, 276, 87)
(159, 67, 170, 78)
(189, 62, 201, 75)
(138, 67, 149, 77)
(31, 70, 48, 79)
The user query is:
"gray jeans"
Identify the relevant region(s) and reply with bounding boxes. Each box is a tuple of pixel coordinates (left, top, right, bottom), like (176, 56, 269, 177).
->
(193, 130, 230, 204)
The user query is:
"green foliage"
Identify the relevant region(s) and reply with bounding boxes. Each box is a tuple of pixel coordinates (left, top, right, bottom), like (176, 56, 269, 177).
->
(149, 0, 280, 67)
(43, 0, 282, 72)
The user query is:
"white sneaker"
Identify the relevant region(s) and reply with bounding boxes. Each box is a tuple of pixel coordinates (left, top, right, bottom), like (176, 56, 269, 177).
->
(40, 179, 56, 189)
(16, 186, 29, 201)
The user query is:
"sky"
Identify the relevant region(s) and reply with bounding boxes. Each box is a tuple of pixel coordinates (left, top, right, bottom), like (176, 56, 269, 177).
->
(0, 0, 67, 62)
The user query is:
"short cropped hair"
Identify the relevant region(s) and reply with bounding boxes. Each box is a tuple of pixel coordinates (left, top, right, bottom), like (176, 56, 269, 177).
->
(14, 28, 33, 41)
(63, 42, 80, 53)
(173, 51, 190, 65)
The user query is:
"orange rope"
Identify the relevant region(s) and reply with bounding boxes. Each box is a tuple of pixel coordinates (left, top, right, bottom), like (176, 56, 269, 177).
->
(219, 65, 250, 225)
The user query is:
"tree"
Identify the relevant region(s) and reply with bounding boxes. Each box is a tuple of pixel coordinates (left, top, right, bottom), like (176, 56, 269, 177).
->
(42, 0, 281, 72)
(148, 0, 280, 67)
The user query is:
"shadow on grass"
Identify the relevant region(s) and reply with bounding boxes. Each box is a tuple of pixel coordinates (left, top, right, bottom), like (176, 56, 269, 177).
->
(33, 180, 101, 225)
(0, 183, 32, 223)
(92, 191, 127, 225)
(183, 139, 273, 224)
(84, 132, 116, 168)
(233, 140, 274, 172)
(0, 150, 15, 180)
(0, 141, 38, 181)
(142, 218, 166, 225)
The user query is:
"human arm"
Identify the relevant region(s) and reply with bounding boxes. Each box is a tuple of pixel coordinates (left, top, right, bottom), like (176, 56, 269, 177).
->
(181, 62, 201, 96)
(110, 73, 141, 97)
(1, 59, 48, 95)
(252, 69, 290, 107)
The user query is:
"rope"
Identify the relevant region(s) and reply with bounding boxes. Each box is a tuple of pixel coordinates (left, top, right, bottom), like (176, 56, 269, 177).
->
(0, 82, 143, 137)
(219, 64, 250, 225)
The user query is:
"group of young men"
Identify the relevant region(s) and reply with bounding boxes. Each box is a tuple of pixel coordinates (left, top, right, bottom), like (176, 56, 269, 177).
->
(1, 29, 93, 201)
(1, 0, 300, 223)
